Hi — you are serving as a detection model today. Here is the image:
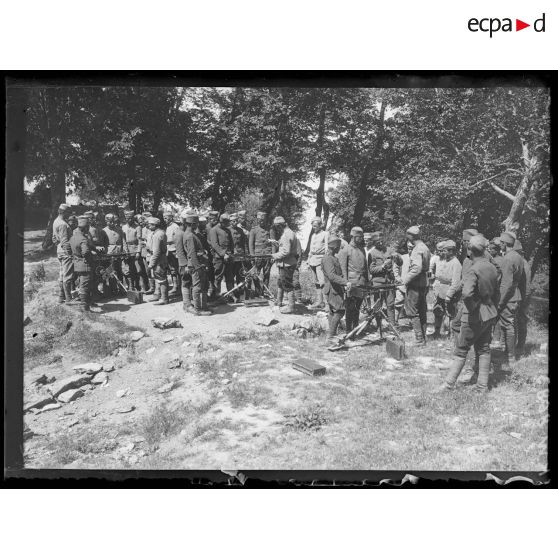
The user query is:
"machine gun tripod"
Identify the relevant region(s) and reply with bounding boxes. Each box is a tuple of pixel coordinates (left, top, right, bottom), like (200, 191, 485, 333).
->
(221, 255, 275, 302)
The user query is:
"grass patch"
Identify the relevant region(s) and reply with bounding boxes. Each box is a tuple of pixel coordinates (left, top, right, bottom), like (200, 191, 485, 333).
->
(284, 404, 329, 432)
(226, 381, 274, 409)
(45, 428, 119, 466)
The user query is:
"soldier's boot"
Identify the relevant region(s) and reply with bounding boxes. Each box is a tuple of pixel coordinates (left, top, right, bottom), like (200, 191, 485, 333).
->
(182, 286, 193, 312)
(500, 328, 516, 373)
(281, 291, 296, 314)
(474, 353, 491, 392)
(325, 312, 342, 346)
(310, 288, 325, 309)
(58, 282, 66, 303)
(276, 287, 284, 307)
(63, 280, 74, 303)
(153, 282, 169, 305)
(143, 278, 155, 295)
(294, 288, 303, 304)
(411, 319, 426, 347)
(148, 283, 161, 302)
(432, 313, 443, 338)
(169, 274, 181, 298)
(458, 355, 479, 385)
(437, 357, 467, 391)
(139, 275, 149, 293)
(198, 293, 213, 316)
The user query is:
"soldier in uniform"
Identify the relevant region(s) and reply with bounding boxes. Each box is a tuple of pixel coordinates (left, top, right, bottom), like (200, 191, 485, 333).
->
(432, 240, 462, 338)
(248, 211, 273, 294)
(103, 213, 129, 295)
(429, 241, 446, 285)
(337, 226, 368, 334)
(182, 212, 213, 316)
(237, 210, 250, 237)
(229, 213, 249, 302)
(52, 203, 74, 304)
(307, 217, 328, 309)
(163, 210, 182, 298)
(292, 235, 304, 304)
(403, 225, 431, 346)
(392, 239, 413, 323)
(69, 215, 100, 312)
(270, 216, 299, 313)
(364, 232, 374, 266)
(121, 210, 142, 291)
(208, 213, 235, 300)
(196, 214, 213, 298)
(321, 234, 350, 346)
(368, 231, 397, 328)
(439, 235, 499, 392)
(496, 231, 524, 369)
(146, 216, 169, 305)
(140, 211, 155, 295)
(132, 213, 150, 292)
(205, 210, 220, 299)
(175, 210, 193, 312)
(67, 215, 78, 231)
(514, 240, 531, 359)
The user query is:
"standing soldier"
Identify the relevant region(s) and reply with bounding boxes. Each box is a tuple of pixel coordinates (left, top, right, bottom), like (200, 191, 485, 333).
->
(403, 226, 431, 346)
(488, 237, 504, 269)
(182, 212, 213, 316)
(307, 217, 328, 309)
(197, 214, 213, 299)
(208, 213, 235, 300)
(205, 210, 220, 299)
(322, 234, 350, 346)
(429, 241, 446, 285)
(514, 240, 531, 359)
(432, 240, 462, 338)
(163, 210, 181, 298)
(121, 210, 142, 291)
(292, 235, 304, 304)
(393, 239, 413, 324)
(133, 214, 150, 292)
(52, 203, 74, 304)
(270, 216, 299, 314)
(364, 232, 374, 267)
(439, 235, 499, 392)
(496, 231, 524, 370)
(146, 216, 169, 305)
(69, 215, 100, 313)
(140, 211, 155, 295)
(368, 231, 397, 328)
(175, 210, 193, 312)
(337, 227, 368, 334)
(229, 213, 249, 302)
(103, 213, 129, 295)
(237, 210, 250, 237)
(248, 211, 272, 294)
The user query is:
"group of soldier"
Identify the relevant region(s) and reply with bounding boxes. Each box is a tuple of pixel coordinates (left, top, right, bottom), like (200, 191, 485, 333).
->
(52, 203, 531, 392)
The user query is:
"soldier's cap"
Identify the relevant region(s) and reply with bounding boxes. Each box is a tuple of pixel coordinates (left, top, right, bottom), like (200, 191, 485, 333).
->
(513, 240, 523, 251)
(406, 226, 420, 237)
(147, 217, 160, 226)
(135, 214, 143, 220)
(257, 211, 267, 218)
(77, 215, 89, 226)
(490, 236, 501, 246)
(469, 234, 488, 252)
(59, 203, 70, 211)
(363, 232, 373, 240)
(273, 216, 286, 225)
(208, 211, 219, 217)
(371, 231, 382, 241)
(237, 210, 247, 217)
(162, 209, 173, 216)
(311, 217, 323, 225)
(462, 228, 478, 240)
(350, 226, 364, 236)
(105, 213, 115, 221)
(84, 210, 94, 216)
(229, 213, 238, 220)
(444, 240, 457, 250)
(124, 209, 134, 216)
(198, 215, 207, 222)
(142, 211, 152, 217)
(327, 234, 341, 246)
(500, 231, 516, 244)
(185, 214, 199, 224)
(219, 213, 230, 222)
(436, 241, 446, 250)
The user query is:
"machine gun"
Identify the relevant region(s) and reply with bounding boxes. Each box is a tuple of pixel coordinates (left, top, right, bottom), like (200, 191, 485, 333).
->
(221, 254, 275, 301)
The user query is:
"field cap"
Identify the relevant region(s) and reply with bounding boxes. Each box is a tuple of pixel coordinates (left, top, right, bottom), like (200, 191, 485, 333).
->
(273, 216, 286, 225)
(147, 217, 160, 226)
(77, 215, 89, 226)
(257, 211, 267, 218)
(124, 209, 134, 216)
(208, 210, 219, 218)
(469, 234, 488, 251)
(198, 215, 207, 222)
(350, 226, 364, 236)
(105, 213, 115, 221)
(219, 213, 230, 222)
(59, 203, 70, 211)
(406, 226, 420, 237)
(327, 234, 341, 246)
(185, 213, 199, 224)
(500, 231, 516, 244)
(311, 217, 323, 225)
(229, 213, 238, 220)
(444, 240, 457, 250)
(462, 228, 478, 240)
(436, 241, 446, 250)
(237, 210, 246, 217)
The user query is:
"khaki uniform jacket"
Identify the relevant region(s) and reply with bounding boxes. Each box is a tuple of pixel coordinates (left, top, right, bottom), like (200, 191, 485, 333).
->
(499, 248, 524, 306)
(184, 231, 207, 269)
(308, 230, 328, 267)
(103, 226, 129, 255)
(322, 253, 348, 311)
(140, 226, 153, 257)
(149, 229, 167, 268)
(434, 256, 462, 300)
(208, 224, 234, 259)
(248, 225, 272, 256)
(231, 225, 249, 255)
(338, 242, 368, 286)
(175, 229, 188, 267)
(405, 240, 431, 288)
(53, 216, 72, 256)
(272, 226, 298, 268)
(166, 222, 180, 253)
(368, 246, 395, 286)
(70, 229, 95, 272)
(462, 256, 499, 323)
(122, 224, 141, 254)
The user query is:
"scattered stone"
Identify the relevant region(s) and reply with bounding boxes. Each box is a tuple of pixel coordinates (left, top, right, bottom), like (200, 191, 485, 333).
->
(130, 331, 145, 342)
(24, 393, 56, 412)
(80, 384, 94, 391)
(48, 374, 91, 398)
(133, 436, 145, 443)
(24, 316, 32, 327)
(102, 361, 116, 372)
(157, 382, 176, 394)
(232, 372, 238, 379)
(509, 432, 522, 439)
(72, 362, 103, 374)
(116, 388, 130, 398)
(37, 402, 62, 413)
(91, 371, 109, 385)
(167, 356, 182, 369)
(145, 347, 156, 355)
(162, 334, 174, 343)
(220, 333, 237, 341)
(29, 373, 55, 387)
(117, 405, 135, 414)
(123, 442, 135, 452)
(221, 379, 230, 385)
(67, 419, 80, 428)
(255, 309, 277, 327)
(151, 317, 183, 329)
(57, 388, 84, 404)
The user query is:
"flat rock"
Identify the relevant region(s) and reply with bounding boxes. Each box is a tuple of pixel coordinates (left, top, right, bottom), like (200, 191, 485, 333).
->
(130, 331, 145, 342)
(145, 347, 156, 355)
(48, 374, 91, 398)
(167, 357, 182, 369)
(72, 362, 103, 374)
(117, 405, 135, 414)
(151, 317, 183, 329)
(24, 392, 56, 412)
(102, 361, 116, 372)
(220, 333, 237, 341)
(116, 388, 130, 398)
(91, 371, 109, 384)
(162, 334, 175, 343)
(509, 432, 522, 439)
(57, 388, 85, 403)
(255, 309, 277, 326)
(37, 402, 62, 413)
(157, 382, 176, 394)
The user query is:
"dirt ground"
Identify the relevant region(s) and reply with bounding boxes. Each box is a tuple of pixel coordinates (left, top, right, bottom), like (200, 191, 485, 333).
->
(22, 230, 549, 472)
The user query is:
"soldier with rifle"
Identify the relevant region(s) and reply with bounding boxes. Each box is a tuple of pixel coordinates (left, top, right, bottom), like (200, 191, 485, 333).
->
(140, 211, 156, 295)
(249, 211, 273, 295)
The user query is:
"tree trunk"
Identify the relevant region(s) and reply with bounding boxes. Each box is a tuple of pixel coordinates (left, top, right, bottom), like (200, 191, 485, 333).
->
(41, 170, 66, 250)
(127, 180, 137, 212)
(152, 190, 162, 215)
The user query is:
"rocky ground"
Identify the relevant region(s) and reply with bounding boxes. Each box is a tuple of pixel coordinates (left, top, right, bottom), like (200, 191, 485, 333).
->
(22, 230, 549, 472)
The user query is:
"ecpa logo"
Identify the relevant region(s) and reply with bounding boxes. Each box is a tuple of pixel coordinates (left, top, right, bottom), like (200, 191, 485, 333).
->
(468, 13, 546, 37)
